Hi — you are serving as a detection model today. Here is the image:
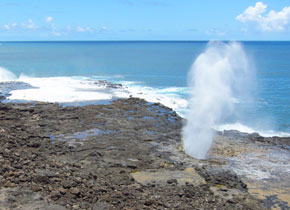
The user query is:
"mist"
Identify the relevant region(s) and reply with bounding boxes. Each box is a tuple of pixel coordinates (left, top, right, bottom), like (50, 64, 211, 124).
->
(182, 41, 252, 159)
(0, 67, 17, 82)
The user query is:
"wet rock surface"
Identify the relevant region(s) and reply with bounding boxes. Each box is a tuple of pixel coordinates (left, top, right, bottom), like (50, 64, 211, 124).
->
(0, 98, 273, 209)
(210, 131, 290, 210)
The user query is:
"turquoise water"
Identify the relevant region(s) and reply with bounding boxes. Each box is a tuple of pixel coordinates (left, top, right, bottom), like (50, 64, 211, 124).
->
(0, 41, 205, 86)
(0, 41, 289, 135)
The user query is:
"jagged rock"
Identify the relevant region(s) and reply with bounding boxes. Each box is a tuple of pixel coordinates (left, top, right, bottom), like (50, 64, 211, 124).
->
(0, 97, 273, 209)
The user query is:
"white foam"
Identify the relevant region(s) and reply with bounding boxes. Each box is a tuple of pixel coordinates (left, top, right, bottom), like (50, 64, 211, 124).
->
(9, 87, 112, 103)
(120, 84, 188, 116)
(0, 67, 17, 82)
(5, 75, 188, 115)
(216, 122, 290, 137)
(9, 76, 113, 103)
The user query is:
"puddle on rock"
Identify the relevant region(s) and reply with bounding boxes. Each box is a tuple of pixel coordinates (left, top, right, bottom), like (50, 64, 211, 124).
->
(131, 168, 205, 186)
(50, 128, 113, 147)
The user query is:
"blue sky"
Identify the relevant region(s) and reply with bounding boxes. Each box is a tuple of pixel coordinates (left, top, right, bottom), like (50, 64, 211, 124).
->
(0, 0, 289, 41)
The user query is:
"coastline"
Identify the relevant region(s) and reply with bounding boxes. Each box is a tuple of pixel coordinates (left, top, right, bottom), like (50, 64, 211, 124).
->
(0, 97, 289, 209)
(1, 78, 289, 138)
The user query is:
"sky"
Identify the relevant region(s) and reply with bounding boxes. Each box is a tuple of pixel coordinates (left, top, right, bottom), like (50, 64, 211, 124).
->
(0, 0, 289, 41)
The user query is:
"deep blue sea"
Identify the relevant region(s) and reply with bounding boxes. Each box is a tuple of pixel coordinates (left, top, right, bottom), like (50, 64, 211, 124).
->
(0, 41, 289, 136)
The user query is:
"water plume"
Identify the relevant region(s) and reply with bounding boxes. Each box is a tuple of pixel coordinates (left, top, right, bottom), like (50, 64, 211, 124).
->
(182, 41, 251, 159)
(0, 67, 17, 81)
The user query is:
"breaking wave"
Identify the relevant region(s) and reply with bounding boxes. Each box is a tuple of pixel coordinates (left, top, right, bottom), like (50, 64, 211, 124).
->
(0, 66, 289, 138)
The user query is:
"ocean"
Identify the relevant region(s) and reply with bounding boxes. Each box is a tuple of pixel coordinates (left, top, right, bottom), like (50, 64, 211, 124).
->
(0, 41, 289, 137)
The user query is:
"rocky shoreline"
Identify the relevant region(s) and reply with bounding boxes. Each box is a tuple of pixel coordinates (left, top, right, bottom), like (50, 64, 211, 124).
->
(0, 98, 289, 209)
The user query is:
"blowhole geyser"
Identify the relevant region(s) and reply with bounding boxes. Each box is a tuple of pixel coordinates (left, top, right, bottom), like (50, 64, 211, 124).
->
(182, 41, 251, 159)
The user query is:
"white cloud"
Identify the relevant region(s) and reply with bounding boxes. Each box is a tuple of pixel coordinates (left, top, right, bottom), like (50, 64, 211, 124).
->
(237, 2, 290, 31)
(3, 22, 17, 30)
(237, 2, 267, 22)
(46, 18, 56, 30)
(2, 16, 97, 37)
(45, 17, 62, 36)
(206, 28, 226, 36)
(51, 31, 62, 36)
(50, 23, 57, 31)
(76, 26, 93, 32)
(101, 26, 108, 31)
(3, 24, 11, 30)
(46, 16, 53, 23)
(22, 19, 37, 30)
(76, 26, 85, 32)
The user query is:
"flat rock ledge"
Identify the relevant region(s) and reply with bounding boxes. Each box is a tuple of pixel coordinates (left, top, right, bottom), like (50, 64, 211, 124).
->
(0, 98, 271, 209)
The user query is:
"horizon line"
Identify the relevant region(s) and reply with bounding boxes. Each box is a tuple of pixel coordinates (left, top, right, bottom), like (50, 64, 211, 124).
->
(1, 40, 290, 43)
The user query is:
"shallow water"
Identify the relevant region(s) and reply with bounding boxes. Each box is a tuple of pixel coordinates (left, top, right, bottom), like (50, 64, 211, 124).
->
(50, 128, 114, 147)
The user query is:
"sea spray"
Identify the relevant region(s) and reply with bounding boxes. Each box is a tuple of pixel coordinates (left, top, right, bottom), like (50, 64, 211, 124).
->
(0, 67, 17, 81)
(182, 42, 251, 159)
